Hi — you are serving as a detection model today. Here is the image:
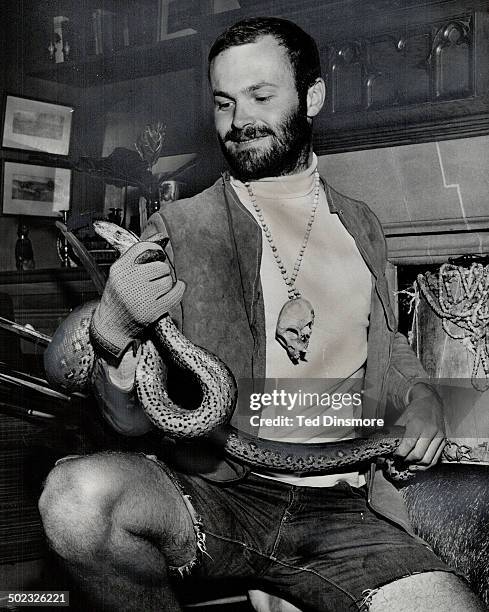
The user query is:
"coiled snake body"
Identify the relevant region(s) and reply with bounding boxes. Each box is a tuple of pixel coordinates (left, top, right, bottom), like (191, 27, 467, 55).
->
(45, 222, 405, 475)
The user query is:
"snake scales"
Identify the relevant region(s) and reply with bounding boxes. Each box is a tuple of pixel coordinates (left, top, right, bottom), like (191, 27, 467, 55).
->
(44, 221, 406, 475)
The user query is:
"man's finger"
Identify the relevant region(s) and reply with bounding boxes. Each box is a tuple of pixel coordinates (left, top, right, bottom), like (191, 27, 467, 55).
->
(431, 437, 447, 465)
(408, 438, 446, 472)
(395, 422, 430, 458)
(407, 435, 444, 468)
(149, 266, 172, 282)
(403, 435, 433, 463)
(395, 423, 438, 461)
(395, 436, 417, 458)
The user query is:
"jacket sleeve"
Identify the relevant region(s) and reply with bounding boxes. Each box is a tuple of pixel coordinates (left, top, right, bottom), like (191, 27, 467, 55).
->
(44, 213, 172, 435)
(385, 331, 435, 415)
(382, 258, 439, 417)
(91, 354, 154, 436)
(89, 211, 178, 435)
(367, 204, 438, 418)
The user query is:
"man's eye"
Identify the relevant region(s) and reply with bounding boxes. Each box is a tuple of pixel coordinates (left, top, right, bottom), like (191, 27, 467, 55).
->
(215, 100, 233, 111)
(255, 96, 272, 103)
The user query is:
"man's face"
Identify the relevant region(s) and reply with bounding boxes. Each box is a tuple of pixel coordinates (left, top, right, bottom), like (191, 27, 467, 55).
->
(210, 36, 311, 181)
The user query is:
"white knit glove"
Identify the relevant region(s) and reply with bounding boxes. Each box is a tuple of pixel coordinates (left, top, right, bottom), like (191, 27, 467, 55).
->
(90, 241, 185, 361)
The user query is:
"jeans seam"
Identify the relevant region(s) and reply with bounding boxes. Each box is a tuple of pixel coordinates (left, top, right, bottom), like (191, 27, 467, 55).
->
(206, 530, 359, 609)
(267, 556, 360, 610)
(206, 531, 251, 549)
(269, 488, 295, 560)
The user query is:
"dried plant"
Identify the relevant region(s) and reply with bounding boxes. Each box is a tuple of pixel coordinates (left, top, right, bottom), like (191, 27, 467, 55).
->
(70, 121, 194, 206)
(134, 122, 166, 170)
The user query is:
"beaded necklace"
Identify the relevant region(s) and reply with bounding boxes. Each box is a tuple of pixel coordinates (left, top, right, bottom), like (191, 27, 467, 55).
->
(244, 169, 320, 363)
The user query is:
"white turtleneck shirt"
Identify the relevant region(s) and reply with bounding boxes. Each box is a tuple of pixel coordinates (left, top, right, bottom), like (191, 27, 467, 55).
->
(230, 154, 372, 487)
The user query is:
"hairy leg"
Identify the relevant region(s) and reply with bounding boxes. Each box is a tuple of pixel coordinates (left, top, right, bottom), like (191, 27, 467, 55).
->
(248, 589, 302, 612)
(367, 571, 484, 612)
(38, 453, 200, 612)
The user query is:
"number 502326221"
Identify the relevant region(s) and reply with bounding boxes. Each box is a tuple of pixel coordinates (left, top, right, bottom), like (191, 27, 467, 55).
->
(0, 591, 69, 606)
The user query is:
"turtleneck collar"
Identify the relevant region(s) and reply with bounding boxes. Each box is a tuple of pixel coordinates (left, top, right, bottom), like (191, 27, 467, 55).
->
(230, 153, 319, 200)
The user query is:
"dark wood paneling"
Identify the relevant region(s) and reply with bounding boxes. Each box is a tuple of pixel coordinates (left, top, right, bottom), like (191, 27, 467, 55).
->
(28, 34, 200, 87)
(314, 6, 489, 152)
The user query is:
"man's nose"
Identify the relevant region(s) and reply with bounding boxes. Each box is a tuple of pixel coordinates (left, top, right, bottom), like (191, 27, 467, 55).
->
(232, 101, 254, 130)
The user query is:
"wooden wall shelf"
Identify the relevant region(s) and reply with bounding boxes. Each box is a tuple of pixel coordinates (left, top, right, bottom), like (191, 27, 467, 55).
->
(0, 268, 93, 284)
(27, 34, 200, 87)
(0, 268, 99, 340)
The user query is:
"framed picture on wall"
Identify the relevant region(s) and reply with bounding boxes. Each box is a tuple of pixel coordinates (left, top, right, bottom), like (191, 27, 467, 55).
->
(2, 95, 74, 156)
(2, 161, 71, 217)
(157, 0, 196, 40)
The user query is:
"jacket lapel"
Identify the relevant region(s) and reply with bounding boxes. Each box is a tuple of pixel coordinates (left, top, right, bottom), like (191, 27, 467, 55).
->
(221, 174, 266, 387)
(222, 175, 262, 324)
(325, 182, 379, 279)
(325, 180, 396, 332)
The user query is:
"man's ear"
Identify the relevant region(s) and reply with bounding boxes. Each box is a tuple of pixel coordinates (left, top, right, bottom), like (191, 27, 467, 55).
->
(306, 78, 326, 118)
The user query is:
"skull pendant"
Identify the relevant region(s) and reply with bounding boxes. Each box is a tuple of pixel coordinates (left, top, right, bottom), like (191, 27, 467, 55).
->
(275, 297, 315, 364)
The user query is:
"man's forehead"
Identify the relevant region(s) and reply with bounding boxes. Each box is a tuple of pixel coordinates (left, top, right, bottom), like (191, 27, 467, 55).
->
(210, 35, 293, 91)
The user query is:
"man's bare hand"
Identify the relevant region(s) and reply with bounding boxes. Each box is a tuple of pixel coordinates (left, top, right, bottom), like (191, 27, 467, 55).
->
(394, 383, 446, 471)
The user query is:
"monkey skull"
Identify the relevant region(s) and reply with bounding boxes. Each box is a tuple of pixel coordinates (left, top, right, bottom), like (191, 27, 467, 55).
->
(275, 298, 315, 364)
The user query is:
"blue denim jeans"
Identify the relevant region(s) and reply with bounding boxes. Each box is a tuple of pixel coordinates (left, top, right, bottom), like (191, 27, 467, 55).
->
(168, 469, 453, 612)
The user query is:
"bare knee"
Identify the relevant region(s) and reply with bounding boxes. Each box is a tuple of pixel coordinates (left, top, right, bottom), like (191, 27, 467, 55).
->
(39, 452, 198, 574)
(367, 571, 484, 612)
(39, 453, 129, 563)
(248, 590, 302, 612)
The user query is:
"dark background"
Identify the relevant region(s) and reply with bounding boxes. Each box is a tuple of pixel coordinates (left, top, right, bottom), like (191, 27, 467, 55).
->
(0, 0, 488, 270)
(0, 1, 488, 604)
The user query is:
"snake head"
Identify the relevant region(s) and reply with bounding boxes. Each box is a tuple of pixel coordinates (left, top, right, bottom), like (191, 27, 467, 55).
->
(93, 221, 139, 255)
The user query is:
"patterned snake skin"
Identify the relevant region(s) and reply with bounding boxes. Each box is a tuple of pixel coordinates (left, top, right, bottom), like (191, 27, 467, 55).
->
(46, 221, 405, 474)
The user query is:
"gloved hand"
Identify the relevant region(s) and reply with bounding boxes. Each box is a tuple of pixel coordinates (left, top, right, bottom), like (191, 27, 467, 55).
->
(90, 241, 185, 361)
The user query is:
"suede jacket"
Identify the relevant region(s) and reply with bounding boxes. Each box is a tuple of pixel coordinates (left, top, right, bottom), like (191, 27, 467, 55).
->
(129, 173, 432, 536)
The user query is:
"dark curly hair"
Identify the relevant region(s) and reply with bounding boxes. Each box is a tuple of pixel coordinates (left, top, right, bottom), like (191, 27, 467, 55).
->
(208, 16, 322, 102)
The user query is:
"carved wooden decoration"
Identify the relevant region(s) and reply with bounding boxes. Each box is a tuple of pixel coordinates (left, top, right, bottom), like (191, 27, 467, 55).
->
(431, 20, 472, 100)
(324, 16, 474, 115)
(313, 6, 488, 154)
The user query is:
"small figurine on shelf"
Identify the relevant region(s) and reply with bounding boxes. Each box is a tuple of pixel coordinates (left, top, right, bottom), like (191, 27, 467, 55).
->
(159, 180, 179, 203)
(54, 32, 64, 63)
(48, 41, 56, 62)
(107, 208, 123, 226)
(51, 16, 70, 63)
(56, 210, 74, 267)
(15, 220, 35, 271)
(63, 40, 71, 61)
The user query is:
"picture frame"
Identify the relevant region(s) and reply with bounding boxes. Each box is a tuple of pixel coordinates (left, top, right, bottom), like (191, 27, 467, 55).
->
(2, 161, 71, 217)
(2, 95, 74, 156)
(158, 0, 197, 41)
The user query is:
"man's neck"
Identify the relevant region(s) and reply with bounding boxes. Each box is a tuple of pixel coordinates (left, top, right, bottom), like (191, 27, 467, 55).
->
(230, 152, 318, 200)
(283, 148, 313, 177)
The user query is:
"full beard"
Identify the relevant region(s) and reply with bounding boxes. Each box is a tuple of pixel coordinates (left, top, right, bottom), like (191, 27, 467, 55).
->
(218, 107, 312, 182)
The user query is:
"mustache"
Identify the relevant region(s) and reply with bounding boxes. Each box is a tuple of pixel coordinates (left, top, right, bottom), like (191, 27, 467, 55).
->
(224, 125, 275, 143)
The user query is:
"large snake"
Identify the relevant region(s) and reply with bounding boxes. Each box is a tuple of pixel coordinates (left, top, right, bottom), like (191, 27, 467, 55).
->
(45, 221, 406, 475)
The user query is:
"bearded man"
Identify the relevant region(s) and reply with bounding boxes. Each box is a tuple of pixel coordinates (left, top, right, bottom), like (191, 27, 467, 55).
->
(39, 17, 484, 612)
